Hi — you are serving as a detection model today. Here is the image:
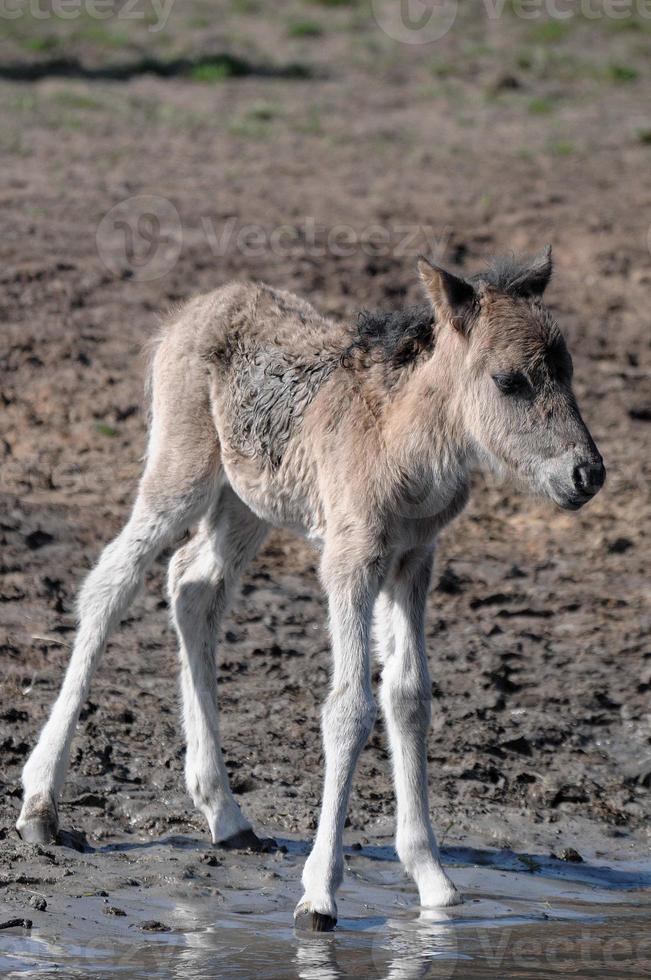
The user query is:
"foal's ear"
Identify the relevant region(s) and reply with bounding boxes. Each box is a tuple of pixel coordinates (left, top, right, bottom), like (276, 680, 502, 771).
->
(512, 245, 553, 297)
(417, 257, 477, 334)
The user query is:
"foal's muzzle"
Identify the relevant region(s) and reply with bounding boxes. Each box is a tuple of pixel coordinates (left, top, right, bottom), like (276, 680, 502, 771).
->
(573, 459, 606, 497)
(557, 455, 606, 510)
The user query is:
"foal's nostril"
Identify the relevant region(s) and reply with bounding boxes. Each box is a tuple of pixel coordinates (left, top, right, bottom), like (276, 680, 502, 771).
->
(573, 460, 606, 495)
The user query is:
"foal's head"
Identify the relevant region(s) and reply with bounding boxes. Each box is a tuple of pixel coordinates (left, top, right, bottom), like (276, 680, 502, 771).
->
(418, 248, 605, 510)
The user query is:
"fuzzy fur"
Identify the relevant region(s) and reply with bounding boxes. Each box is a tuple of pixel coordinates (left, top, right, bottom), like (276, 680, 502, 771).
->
(18, 253, 604, 930)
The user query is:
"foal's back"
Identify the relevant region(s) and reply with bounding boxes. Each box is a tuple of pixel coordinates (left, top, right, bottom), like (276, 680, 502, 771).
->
(157, 280, 343, 372)
(149, 281, 359, 535)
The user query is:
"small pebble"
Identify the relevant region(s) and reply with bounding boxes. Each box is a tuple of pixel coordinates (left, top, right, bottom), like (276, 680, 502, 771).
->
(201, 854, 222, 867)
(103, 906, 127, 917)
(29, 896, 47, 911)
(140, 920, 171, 932)
(607, 536, 633, 554)
(554, 847, 583, 863)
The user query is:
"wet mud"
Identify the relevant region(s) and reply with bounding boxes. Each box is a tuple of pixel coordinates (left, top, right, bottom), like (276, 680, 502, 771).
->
(1, 1, 650, 975)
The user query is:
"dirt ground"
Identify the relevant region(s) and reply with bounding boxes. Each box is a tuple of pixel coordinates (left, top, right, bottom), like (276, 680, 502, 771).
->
(0, 0, 650, 960)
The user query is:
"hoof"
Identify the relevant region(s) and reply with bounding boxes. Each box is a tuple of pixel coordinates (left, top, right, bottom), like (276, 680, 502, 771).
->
(422, 884, 463, 909)
(16, 795, 58, 845)
(218, 828, 278, 853)
(294, 902, 337, 933)
(439, 889, 463, 908)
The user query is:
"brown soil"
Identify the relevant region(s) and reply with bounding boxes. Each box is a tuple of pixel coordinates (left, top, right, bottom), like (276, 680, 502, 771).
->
(1, 0, 650, 880)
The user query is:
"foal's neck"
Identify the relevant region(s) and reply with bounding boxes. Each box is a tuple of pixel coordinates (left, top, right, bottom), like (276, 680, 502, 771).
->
(383, 336, 469, 482)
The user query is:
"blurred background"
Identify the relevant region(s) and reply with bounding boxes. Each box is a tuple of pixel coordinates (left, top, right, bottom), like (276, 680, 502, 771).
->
(0, 0, 650, 968)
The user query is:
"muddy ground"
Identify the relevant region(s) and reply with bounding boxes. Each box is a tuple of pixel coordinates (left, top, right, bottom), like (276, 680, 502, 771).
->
(0, 0, 650, 973)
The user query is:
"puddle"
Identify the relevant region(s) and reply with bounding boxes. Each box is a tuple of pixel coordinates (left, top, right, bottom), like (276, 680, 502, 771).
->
(1, 837, 650, 978)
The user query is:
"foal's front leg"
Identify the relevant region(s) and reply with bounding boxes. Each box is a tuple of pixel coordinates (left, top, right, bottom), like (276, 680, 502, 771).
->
(377, 548, 460, 907)
(294, 557, 378, 931)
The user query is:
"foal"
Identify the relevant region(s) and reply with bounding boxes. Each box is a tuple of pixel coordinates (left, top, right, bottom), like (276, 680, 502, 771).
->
(18, 249, 605, 930)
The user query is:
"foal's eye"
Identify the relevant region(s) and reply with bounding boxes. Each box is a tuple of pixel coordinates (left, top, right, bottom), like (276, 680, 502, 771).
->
(492, 372, 529, 396)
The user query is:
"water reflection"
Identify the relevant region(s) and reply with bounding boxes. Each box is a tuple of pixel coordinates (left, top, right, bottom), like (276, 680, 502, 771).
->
(4, 837, 651, 979)
(376, 909, 462, 980)
(296, 936, 340, 980)
(294, 909, 462, 980)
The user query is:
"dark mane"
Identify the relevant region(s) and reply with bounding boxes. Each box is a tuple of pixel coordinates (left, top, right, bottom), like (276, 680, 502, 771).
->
(341, 251, 550, 371)
(342, 305, 435, 369)
(471, 253, 548, 297)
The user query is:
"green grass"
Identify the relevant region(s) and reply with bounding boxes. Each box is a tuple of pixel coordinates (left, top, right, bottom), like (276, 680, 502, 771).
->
(528, 96, 554, 114)
(528, 20, 571, 44)
(551, 140, 575, 156)
(605, 62, 638, 83)
(95, 422, 118, 438)
(75, 25, 130, 47)
(188, 54, 310, 83)
(605, 14, 650, 32)
(22, 34, 61, 52)
(50, 91, 105, 111)
(247, 101, 279, 121)
(229, 120, 271, 139)
(189, 57, 238, 82)
(293, 106, 324, 135)
(514, 45, 602, 83)
(9, 92, 37, 112)
(479, 192, 493, 210)
(0, 130, 31, 156)
(516, 854, 542, 874)
(431, 60, 456, 79)
(229, 105, 279, 138)
(288, 19, 324, 37)
(438, 820, 455, 847)
(515, 50, 533, 71)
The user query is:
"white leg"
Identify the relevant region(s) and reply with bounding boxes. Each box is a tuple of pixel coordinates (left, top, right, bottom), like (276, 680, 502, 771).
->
(377, 548, 460, 908)
(168, 487, 268, 844)
(295, 556, 379, 931)
(18, 473, 213, 843)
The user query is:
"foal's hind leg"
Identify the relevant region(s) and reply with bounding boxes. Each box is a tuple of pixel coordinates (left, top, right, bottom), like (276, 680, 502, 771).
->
(377, 548, 460, 908)
(17, 485, 212, 843)
(17, 441, 218, 843)
(168, 485, 268, 846)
